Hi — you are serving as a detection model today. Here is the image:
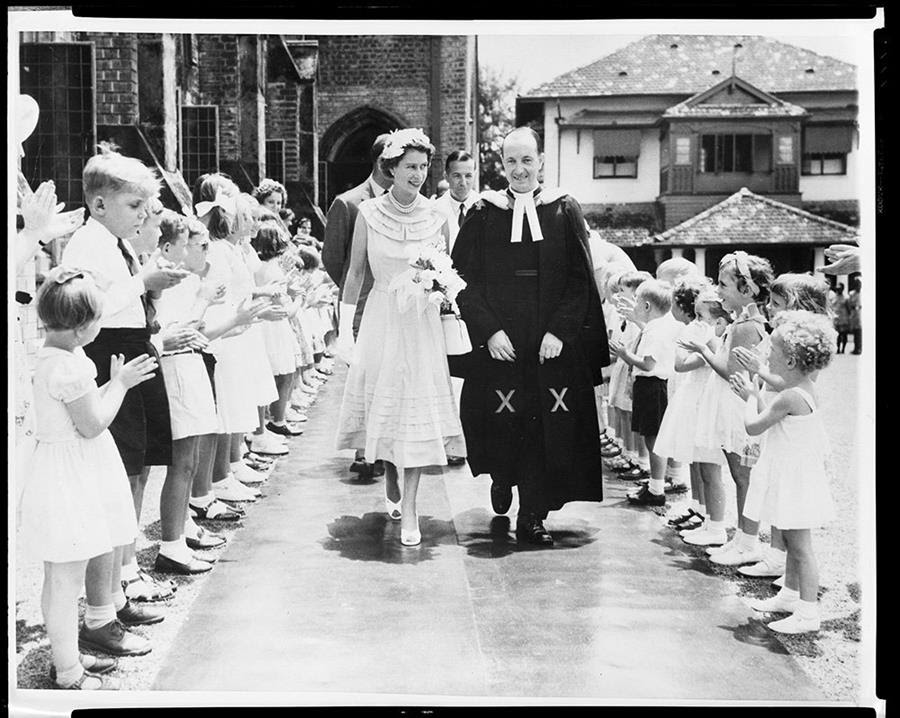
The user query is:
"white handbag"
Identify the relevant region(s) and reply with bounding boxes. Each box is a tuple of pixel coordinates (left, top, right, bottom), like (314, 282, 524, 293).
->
(441, 313, 472, 355)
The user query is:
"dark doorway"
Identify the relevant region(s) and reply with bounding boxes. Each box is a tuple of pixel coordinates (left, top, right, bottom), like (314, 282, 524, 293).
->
(320, 106, 406, 210)
(329, 126, 382, 203)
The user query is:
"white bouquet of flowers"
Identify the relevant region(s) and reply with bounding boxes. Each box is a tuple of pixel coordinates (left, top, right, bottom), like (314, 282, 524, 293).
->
(388, 244, 472, 354)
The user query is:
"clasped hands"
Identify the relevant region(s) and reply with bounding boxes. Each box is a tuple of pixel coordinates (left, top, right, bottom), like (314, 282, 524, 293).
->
(487, 330, 562, 364)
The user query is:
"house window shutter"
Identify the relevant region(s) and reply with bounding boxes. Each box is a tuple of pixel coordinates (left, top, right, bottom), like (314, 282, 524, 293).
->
(804, 125, 853, 154)
(593, 129, 641, 157)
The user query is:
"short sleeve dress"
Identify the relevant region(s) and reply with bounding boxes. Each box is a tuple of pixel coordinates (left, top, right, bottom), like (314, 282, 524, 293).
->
(742, 387, 835, 529)
(17, 347, 138, 563)
(336, 194, 466, 472)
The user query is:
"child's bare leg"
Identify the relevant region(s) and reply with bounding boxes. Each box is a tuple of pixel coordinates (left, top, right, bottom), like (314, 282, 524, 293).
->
(42, 559, 88, 683)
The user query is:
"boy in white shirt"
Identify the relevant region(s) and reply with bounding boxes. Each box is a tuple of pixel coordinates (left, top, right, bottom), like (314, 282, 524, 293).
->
(609, 279, 680, 507)
(63, 145, 188, 654)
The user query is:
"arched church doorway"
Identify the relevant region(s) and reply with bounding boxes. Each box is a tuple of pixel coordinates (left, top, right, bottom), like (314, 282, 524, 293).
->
(320, 106, 406, 210)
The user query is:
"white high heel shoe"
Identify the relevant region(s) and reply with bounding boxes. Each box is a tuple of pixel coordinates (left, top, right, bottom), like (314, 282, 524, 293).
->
(400, 523, 421, 546)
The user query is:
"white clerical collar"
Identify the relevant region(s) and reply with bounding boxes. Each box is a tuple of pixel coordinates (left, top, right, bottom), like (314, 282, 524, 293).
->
(507, 187, 543, 243)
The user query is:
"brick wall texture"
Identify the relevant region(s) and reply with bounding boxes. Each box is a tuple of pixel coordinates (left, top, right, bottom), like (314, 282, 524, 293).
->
(314, 35, 475, 170)
(80, 32, 140, 126)
(197, 34, 241, 162)
(266, 81, 301, 182)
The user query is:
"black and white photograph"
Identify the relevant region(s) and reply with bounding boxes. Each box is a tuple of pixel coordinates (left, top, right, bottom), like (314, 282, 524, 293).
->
(8, 6, 881, 712)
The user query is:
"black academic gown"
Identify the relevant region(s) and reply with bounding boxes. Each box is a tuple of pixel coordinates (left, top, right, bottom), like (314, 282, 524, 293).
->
(450, 189, 609, 513)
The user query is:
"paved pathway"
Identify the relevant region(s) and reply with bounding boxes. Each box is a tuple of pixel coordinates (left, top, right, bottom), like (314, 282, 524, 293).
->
(153, 367, 825, 700)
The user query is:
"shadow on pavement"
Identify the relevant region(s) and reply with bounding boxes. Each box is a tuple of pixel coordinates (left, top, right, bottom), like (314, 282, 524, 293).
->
(322, 511, 456, 564)
(458, 512, 599, 559)
(718, 617, 792, 655)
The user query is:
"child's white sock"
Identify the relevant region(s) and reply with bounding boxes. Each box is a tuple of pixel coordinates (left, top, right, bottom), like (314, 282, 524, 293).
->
(777, 586, 800, 602)
(796, 598, 819, 618)
(112, 587, 127, 612)
(84, 603, 116, 630)
(184, 516, 201, 539)
(707, 519, 726, 533)
(191, 492, 214, 508)
(120, 558, 139, 582)
(737, 530, 759, 551)
(160, 538, 192, 563)
(768, 546, 787, 562)
(648, 478, 666, 496)
(55, 662, 84, 688)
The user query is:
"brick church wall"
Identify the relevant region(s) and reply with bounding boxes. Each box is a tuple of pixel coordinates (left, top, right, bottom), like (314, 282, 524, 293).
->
(315, 35, 431, 137)
(79, 32, 139, 126)
(266, 81, 301, 182)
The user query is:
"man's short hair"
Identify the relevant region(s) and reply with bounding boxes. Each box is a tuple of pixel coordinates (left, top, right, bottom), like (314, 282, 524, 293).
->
(83, 142, 160, 203)
(445, 150, 475, 174)
(501, 126, 543, 156)
(371, 133, 393, 165)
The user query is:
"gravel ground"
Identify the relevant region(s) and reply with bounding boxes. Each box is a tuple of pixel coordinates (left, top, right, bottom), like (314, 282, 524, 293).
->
(14, 353, 868, 701)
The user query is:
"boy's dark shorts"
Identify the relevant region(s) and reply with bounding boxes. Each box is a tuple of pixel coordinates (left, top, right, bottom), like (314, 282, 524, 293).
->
(631, 375, 668, 437)
(84, 327, 172, 475)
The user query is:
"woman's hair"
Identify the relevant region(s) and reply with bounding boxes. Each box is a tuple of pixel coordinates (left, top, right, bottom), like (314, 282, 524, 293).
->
(772, 310, 837, 375)
(251, 224, 289, 262)
(252, 178, 287, 206)
(379, 137, 436, 179)
(194, 173, 239, 240)
(636, 279, 673, 314)
(672, 276, 711, 320)
(157, 209, 189, 248)
(36, 267, 104, 331)
(618, 270, 654, 292)
(83, 141, 160, 203)
(771, 273, 830, 315)
(295, 244, 321, 271)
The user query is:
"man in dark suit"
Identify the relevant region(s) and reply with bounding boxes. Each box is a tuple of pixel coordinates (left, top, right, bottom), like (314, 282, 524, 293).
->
(322, 133, 392, 479)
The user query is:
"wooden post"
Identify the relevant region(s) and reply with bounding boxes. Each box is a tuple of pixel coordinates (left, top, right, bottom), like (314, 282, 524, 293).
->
(694, 247, 707, 276)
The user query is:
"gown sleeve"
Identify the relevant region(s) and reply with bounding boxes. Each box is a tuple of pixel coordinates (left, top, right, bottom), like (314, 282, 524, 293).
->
(451, 202, 504, 348)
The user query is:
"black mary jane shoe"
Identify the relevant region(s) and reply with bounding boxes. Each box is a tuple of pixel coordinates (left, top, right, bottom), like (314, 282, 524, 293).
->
(515, 516, 554, 546)
(490, 481, 513, 515)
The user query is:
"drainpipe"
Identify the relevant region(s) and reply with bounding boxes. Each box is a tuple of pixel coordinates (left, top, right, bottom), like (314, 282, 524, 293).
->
(556, 99, 562, 186)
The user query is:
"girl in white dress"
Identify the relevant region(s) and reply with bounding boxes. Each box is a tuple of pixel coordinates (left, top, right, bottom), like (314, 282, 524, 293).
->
(251, 223, 302, 436)
(335, 129, 466, 546)
(730, 273, 832, 581)
(17, 268, 157, 689)
(679, 252, 774, 566)
(730, 311, 836, 634)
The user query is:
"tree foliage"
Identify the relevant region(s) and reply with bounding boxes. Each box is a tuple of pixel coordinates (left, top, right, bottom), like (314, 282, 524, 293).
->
(478, 66, 519, 191)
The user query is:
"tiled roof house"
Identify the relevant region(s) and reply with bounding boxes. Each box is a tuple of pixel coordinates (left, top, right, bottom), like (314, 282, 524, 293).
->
(516, 35, 860, 276)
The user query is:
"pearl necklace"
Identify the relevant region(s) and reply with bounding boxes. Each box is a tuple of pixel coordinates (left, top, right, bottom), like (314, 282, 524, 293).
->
(387, 189, 420, 214)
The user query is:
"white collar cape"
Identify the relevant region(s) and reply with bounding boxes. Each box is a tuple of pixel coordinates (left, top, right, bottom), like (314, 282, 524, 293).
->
(478, 186, 569, 243)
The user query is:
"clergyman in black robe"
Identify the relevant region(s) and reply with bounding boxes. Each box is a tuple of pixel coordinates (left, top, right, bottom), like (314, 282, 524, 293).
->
(450, 127, 609, 545)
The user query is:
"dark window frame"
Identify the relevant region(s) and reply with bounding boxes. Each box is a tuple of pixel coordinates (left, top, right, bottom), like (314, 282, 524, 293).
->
(699, 133, 771, 174)
(265, 139, 286, 184)
(179, 105, 219, 189)
(801, 152, 848, 176)
(592, 154, 638, 179)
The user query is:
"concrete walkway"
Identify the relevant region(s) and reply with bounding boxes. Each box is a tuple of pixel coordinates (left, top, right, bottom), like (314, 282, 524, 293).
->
(153, 367, 825, 701)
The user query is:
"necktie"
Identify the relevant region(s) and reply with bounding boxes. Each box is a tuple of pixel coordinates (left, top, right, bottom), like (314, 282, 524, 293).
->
(116, 237, 159, 334)
(458, 202, 466, 228)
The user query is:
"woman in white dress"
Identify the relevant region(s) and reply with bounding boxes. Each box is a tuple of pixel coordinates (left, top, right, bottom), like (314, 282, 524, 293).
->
(335, 129, 466, 546)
